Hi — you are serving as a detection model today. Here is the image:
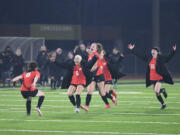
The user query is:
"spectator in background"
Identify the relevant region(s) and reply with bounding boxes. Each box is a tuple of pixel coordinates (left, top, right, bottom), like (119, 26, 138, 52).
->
(12, 49, 25, 87)
(61, 51, 74, 89)
(36, 45, 49, 87)
(49, 52, 59, 90)
(1, 46, 14, 87)
(108, 47, 124, 89)
(74, 44, 88, 61)
(56, 48, 65, 88)
(0, 52, 3, 86)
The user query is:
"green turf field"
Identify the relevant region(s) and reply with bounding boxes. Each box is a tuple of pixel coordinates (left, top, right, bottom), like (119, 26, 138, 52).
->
(0, 82, 180, 135)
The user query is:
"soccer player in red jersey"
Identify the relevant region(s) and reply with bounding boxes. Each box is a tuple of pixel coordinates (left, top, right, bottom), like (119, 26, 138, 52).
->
(101, 50, 117, 105)
(52, 54, 98, 113)
(81, 43, 110, 112)
(128, 44, 176, 109)
(12, 62, 45, 116)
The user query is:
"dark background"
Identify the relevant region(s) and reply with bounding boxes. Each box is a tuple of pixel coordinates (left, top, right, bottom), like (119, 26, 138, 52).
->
(0, 0, 179, 75)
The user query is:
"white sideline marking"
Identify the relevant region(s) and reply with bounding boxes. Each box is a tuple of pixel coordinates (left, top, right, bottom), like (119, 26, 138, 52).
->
(0, 129, 176, 135)
(0, 118, 180, 125)
(0, 110, 180, 116)
(1, 99, 180, 104)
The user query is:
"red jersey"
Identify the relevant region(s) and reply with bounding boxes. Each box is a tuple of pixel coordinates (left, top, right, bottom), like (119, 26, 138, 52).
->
(149, 58, 163, 81)
(88, 52, 103, 76)
(71, 65, 86, 85)
(102, 57, 112, 81)
(20, 71, 40, 91)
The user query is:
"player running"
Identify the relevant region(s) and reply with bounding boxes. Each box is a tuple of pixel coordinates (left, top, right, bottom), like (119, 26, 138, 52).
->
(128, 44, 176, 109)
(12, 62, 45, 116)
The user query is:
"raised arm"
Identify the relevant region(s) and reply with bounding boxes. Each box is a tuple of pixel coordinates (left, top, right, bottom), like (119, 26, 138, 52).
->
(11, 75, 22, 82)
(128, 44, 148, 62)
(163, 45, 176, 63)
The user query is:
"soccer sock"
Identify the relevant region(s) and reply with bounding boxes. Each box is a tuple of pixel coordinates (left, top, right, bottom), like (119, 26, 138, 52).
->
(53, 80, 56, 89)
(76, 94, 81, 108)
(109, 90, 113, 95)
(106, 93, 113, 99)
(50, 79, 53, 88)
(68, 95, 76, 106)
(160, 88, 165, 93)
(101, 96, 109, 105)
(37, 96, 45, 109)
(156, 94, 164, 105)
(86, 94, 92, 106)
(26, 100, 31, 115)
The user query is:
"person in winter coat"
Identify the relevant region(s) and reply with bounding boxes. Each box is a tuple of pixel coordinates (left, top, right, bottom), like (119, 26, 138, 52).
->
(128, 43, 176, 109)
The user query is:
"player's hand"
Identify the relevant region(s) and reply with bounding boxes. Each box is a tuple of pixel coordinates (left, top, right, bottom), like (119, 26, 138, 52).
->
(173, 44, 176, 51)
(128, 44, 135, 50)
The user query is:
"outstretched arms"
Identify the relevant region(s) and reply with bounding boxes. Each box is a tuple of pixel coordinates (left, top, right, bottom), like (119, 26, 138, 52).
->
(11, 75, 23, 82)
(128, 44, 148, 62)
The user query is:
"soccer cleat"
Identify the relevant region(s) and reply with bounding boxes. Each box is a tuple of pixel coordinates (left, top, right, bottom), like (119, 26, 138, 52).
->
(112, 96, 117, 106)
(160, 104, 166, 110)
(80, 105, 89, 112)
(112, 88, 117, 98)
(162, 88, 168, 98)
(105, 104, 111, 109)
(35, 107, 42, 116)
(75, 108, 80, 113)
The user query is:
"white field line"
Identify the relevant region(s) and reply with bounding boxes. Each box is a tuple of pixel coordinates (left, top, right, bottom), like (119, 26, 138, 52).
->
(0, 129, 177, 135)
(0, 94, 177, 99)
(0, 99, 180, 104)
(0, 118, 180, 125)
(3, 106, 180, 110)
(0, 110, 180, 116)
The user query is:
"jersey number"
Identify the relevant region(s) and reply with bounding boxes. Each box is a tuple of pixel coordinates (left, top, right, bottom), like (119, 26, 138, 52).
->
(26, 73, 31, 77)
(76, 71, 79, 76)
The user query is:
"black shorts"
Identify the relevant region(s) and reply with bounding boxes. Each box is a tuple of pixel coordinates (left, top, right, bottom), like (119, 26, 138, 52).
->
(92, 74, 105, 83)
(71, 84, 85, 88)
(105, 80, 113, 85)
(21, 89, 38, 99)
(150, 80, 163, 85)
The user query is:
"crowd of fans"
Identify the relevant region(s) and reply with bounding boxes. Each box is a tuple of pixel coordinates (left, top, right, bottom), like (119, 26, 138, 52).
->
(0, 44, 124, 89)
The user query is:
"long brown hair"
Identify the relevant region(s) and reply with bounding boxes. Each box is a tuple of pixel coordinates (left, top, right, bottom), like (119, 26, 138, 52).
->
(96, 43, 103, 54)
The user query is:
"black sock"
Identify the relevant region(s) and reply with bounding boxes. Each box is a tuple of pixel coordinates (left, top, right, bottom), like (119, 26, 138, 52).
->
(101, 96, 109, 105)
(106, 93, 113, 99)
(53, 80, 56, 89)
(109, 90, 113, 95)
(37, 96, 45, 109)
(76, 94, 81, 108)
(26, 100, 31, 115)
(68, 95, 76, 106)
(160, 88, 165, 93)
(156, 94, 164, 105)
(86, 94, 92, 106)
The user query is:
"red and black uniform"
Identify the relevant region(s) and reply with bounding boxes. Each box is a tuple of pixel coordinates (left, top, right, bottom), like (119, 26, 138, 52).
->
(20, 71, 40, 98)
(102, 57, 112, 84)
(149, 58, 163, 82)
(71, 65, 86, 87)
(88, 52, 104, 82)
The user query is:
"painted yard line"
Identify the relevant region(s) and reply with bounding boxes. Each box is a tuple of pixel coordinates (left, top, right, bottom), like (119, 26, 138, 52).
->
(0, 94, 177, 99)
(0, 118, 180, 125)
(0, 129, 176, 135)
(4, 106, 180, 110)
(0, 110, 180, 116)
(1, 99, 180, 104)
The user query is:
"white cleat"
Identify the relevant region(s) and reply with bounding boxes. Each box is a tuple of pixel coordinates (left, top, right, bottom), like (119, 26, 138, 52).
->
(75, 108, 80, 113)
(35, 107, 42, 116)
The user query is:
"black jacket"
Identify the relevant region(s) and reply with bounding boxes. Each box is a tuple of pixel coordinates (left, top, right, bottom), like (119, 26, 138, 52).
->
(107, 53, 125, 79)
(13, 55, 25, 76)
(55, 56, 98, 89)
(130, 49, 176, 87)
